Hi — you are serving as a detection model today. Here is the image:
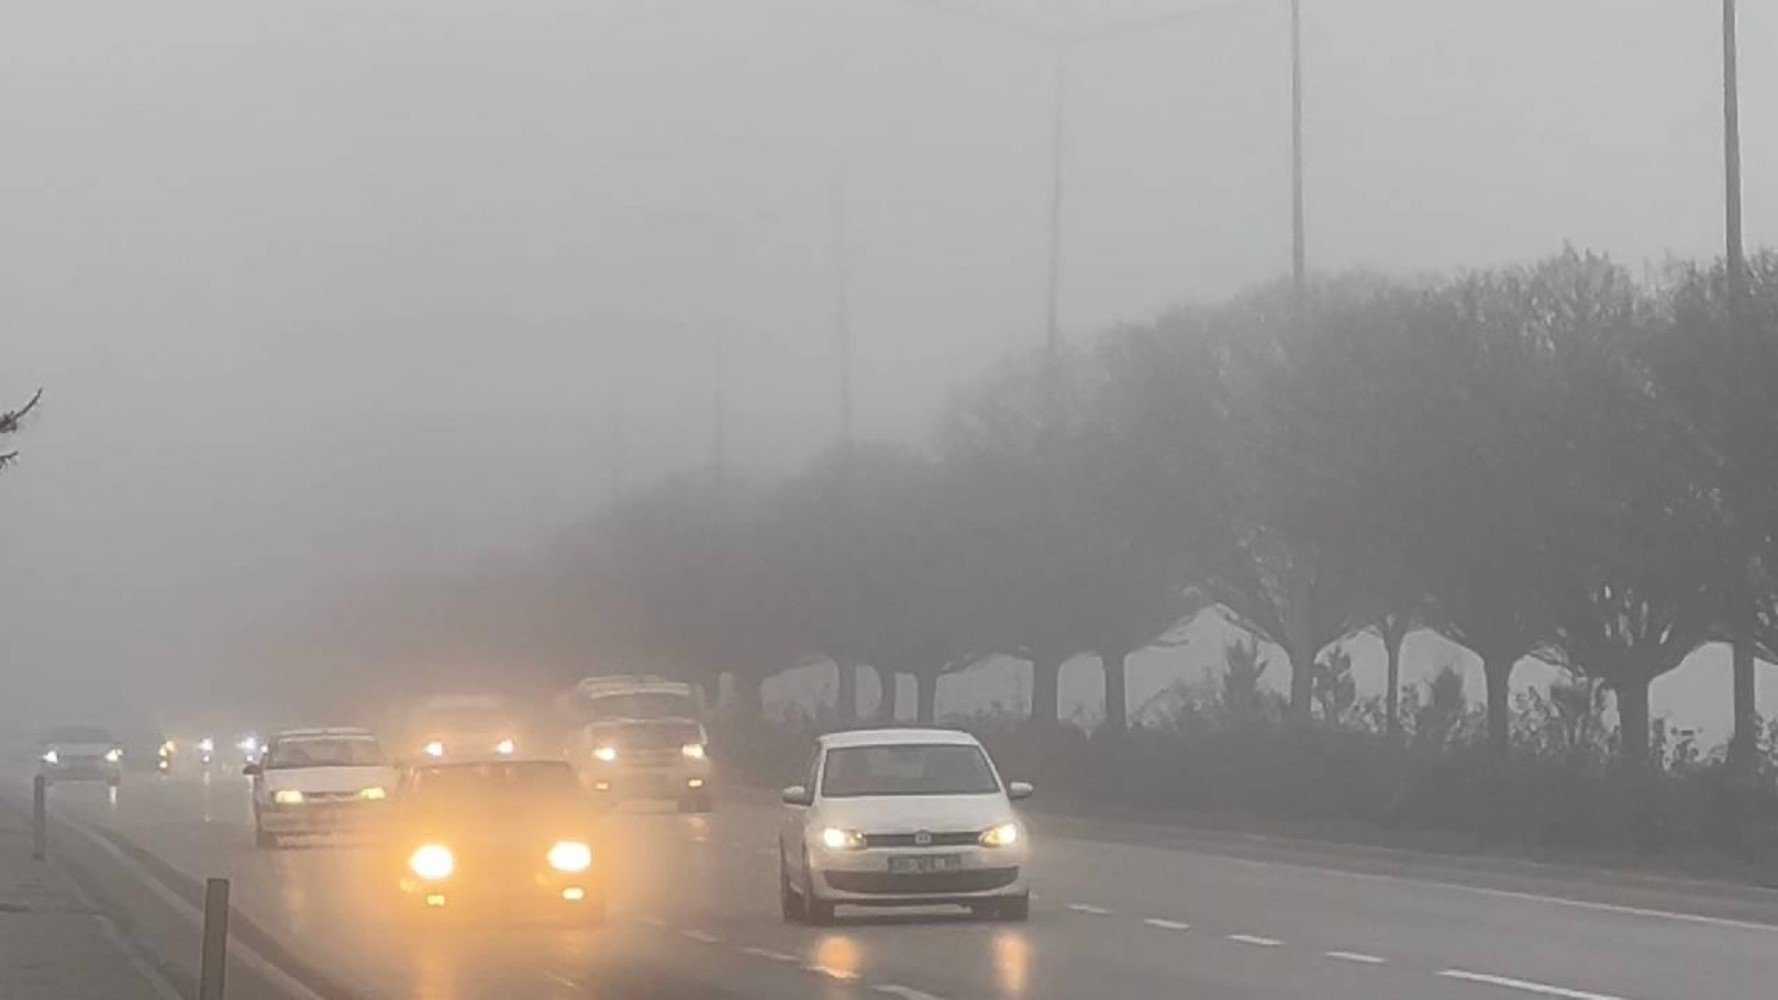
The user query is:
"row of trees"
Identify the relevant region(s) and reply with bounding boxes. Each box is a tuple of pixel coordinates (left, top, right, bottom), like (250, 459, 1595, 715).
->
(555, 249, 1777, 773)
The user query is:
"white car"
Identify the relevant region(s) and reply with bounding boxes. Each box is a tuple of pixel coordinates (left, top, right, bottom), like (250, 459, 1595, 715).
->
(246, 728, 397, 848)
(778, 728, 1032, 924)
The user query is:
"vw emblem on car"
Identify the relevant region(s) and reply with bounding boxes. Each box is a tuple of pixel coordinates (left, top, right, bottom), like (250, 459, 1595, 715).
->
(914, 830, 932, 846)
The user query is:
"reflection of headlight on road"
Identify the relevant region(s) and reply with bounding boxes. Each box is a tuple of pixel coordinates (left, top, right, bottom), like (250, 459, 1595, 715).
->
(593, 746, 618, 763)
(494, 739, 515, 756)
(358, 786, 387, 800)
(40, 749, 58, 765)
(821, 827, 866, 851)
(681, 743, 706, 759)
(423, 741, 445, 758)
(273, 789, 305, 805)
(104, 748, 123, 763)
(409, 845, 454, 880)
(979, 822, 1020, 848)
(547, 841, 593, 872)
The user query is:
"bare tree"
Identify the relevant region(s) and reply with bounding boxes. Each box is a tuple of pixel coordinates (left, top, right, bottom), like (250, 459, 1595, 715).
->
(0, 389, 43, 471)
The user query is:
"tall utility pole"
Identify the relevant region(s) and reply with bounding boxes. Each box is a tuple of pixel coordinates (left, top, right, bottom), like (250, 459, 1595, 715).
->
(1722, 0, 1758, 770)
(1290, 0, 1307, 306)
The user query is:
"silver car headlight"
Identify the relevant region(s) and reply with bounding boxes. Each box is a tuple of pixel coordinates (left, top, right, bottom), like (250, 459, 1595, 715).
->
(979, 822, 1020, 848)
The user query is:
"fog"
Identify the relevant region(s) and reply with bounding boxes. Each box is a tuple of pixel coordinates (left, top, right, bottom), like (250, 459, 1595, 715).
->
(2, 0, 1773, 733)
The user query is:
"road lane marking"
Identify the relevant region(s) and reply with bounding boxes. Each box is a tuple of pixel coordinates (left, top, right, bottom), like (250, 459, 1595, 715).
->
(1324, 951, 1386, 964)
(805, 964, 860, 981)
(739, 946, 801, 963)
(1437, 970, 1627, 1000)
(543, 970, 580, 989)
(681, 929, 722, 944)
(1067, 903, 1113, 915)
(1227, 934, 1283, 947)
(1143, 917, 1191, 930)
(874, 986, 950, 1000)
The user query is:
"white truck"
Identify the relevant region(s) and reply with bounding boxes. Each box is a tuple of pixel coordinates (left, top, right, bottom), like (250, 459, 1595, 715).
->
(559, 676, 713, 812)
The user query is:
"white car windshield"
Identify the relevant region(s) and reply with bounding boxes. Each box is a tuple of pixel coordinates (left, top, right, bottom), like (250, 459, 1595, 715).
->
(821, 744, 1000, 798)
(266, 738, 384, 769)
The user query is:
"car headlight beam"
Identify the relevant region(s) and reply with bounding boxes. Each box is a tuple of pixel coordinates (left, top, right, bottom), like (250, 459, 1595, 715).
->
(494, 738, 516, 756)
(104, 748, 123, 763)
(272, 789, 305, 805)
(593, 746, 618, 763)
(979, 822, 1020, 848)
(547, 840, 593, 873)
(40, 749, 58, 765)
(358, 786, 387, 800)
(681, 743, 706, 759)
(423, 741, 445, 758)
(409, 844, 454, 881)
(820, 827, 866, 851)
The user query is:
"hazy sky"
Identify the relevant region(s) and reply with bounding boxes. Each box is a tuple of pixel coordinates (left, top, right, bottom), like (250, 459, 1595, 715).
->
(2, 1, 1773, 727)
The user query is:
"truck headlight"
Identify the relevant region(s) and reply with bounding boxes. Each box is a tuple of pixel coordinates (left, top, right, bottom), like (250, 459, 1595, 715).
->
(494, 739, 516, 756)
(104, 748, 123, 763)
(681, 743, 706, 759)
(359, 786, 387, 801)
(547, 841, 593, 873)
(409, 844, 454, 880)
(273, 789, 305, 805)
(593, 746, 618, 763)
(40, 749, 58, 765)
(423, 741, 445, 758)
(979, 822, 1020, 848)
(820, 827, 866, 851)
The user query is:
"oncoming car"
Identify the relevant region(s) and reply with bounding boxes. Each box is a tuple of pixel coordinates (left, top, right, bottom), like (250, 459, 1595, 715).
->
(36, 725, 124, 787)
(778, 729, 1032, 924)
(570, 717, 713, 813)
(389, 759, 604, 923)
(246, 728, 397, 848)
(403, 695, 524, 763)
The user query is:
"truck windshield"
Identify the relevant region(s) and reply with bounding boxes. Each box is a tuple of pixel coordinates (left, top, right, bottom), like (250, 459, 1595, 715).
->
(585, 692, 695, 720)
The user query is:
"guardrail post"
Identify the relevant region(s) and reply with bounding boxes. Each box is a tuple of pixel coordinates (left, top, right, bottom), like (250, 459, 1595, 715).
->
(198, 878, 229, 1000)
(31, 775, 46, 861)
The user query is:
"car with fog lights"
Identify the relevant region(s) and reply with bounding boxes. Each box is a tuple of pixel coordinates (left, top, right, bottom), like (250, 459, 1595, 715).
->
(401, 694, 525, 763)
(246, 727, 397, 848)
(388, 758, 604, 923)
(569, 716, 713, 812)
(777, 728, 1031, 924)
(36, 725, 125, 787)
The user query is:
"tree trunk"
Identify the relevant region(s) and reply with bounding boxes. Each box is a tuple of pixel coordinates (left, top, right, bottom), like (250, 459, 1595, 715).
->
(1731, 623, 1759, 776)
(728, 671, 764, 723)
(1288, 629, 1316, 726)
(876, 669, 901, 724)
(1384, 625, 1404, 745)
(915, 672, 938, 726)
(1100, 648, 1130, 733)
(1484, 654, 1514, 758)
(1614, 677, 1652, 769)
(1030, 653, 1062, 728)
(835, 659, 857, 724)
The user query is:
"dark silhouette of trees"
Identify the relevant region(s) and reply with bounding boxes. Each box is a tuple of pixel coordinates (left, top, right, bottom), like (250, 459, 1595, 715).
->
(0, 389, 42, 471)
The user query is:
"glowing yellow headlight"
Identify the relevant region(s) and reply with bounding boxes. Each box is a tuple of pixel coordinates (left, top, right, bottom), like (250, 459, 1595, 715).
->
(423, 741, 445, 758)
(358, 786, 387, 801)
(272, 789, 305, 805)
(104, 748, 123, 763)
(547, 841, 592, 873)
(681, 743, 706, 759)
(409, 844, 454, 880)
(821, 827, 865, 851)
(494, 738, 516, 756)
(593, 746, 618, 763)
(979, 822, 1020, 848)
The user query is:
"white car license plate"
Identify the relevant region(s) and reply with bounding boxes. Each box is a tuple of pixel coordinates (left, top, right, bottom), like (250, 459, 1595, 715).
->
(889, 854, 963, 875)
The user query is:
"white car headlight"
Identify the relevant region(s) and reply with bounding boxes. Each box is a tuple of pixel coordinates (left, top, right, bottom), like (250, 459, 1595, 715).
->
(494, 738, 516, 756)
(104, 748, 123, 763)
(593, 746, 618, 763)
(681, 743, 706, 759)
(409, 844, 454, 881)
(358, 786, 387, 801)
(820, 827, 866, 851)
(40, 749, 58, 765)
(197, 738, 215, 754)
(979, 822, 1020, 848)
(547, 840, 593, 872)
(423, 741, 445, 758)
(272, 789, 305, 805)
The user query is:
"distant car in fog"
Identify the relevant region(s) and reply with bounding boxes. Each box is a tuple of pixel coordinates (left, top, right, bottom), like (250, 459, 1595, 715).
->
(36, 724, 124, 787)
(561, 675, 712, 812)
(400, 694, 525, 763)
(246, 727, 396, 848)
(388, 758, 604, 923)
(778, 728, 1031, 924)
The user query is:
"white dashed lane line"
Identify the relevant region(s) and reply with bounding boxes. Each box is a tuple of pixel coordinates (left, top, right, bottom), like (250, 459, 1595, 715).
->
(1227, 934, 1284, 947)
(738, 946, 801, 963)
(680, 929, 722, 944)
(873, 986, 951, 1000)
(1066, 903, 1114, 915)
(1324, 951, 1387, 965)
(542, 970, 580, 989)
(1143, 918, 1191, 930)
(805, 964, 861, 981)
(1437, 970, 1627, 1000)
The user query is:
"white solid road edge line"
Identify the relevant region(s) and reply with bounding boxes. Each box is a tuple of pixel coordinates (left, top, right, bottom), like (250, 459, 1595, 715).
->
(52, 810, 330, 1000)
(1324, 950, 1387, 964)
(1066, 902, 1113, 915)
(1437, 969, 1628, 1000)
(1227, 933, 1284, 947)
(1143, 917, 1191, 930)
